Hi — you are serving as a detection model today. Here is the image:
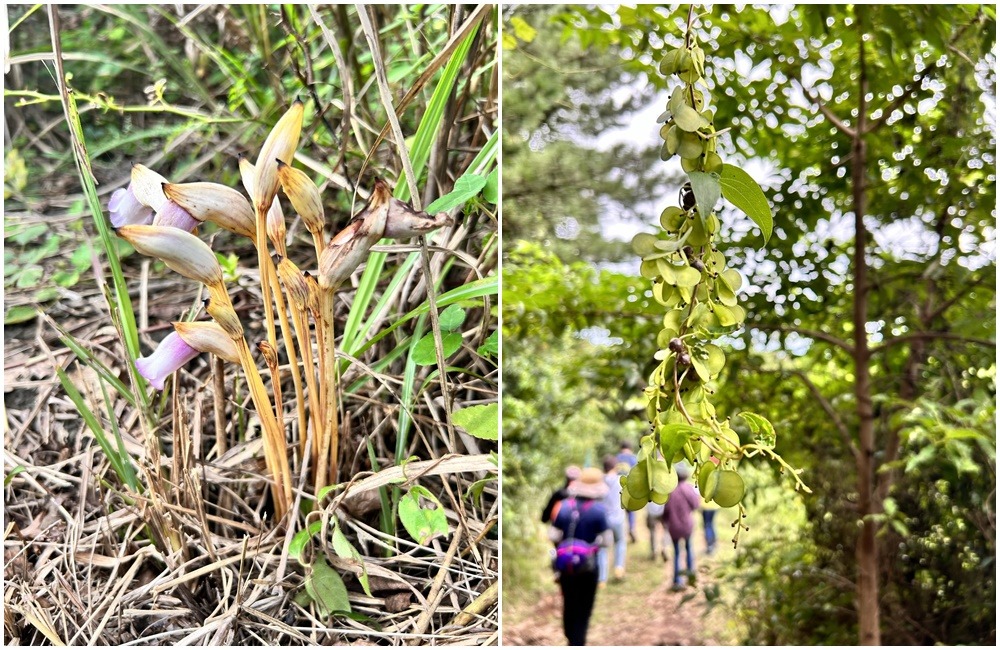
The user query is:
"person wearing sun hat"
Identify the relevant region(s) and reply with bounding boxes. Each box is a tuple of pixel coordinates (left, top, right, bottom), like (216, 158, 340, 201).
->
(550, 466, 611, 646)
(541, 465, 582, 524)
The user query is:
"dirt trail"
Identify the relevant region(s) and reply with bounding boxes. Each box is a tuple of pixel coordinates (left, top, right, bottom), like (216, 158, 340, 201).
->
(504, 518, 733, 646)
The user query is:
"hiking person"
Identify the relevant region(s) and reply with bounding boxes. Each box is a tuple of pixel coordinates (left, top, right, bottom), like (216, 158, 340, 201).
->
(549, 467, 610, 646)
(616, 441, 639, 542)
(598, 455, 628, 583)
(646, 501, 668, 562)
(701, 496, 719, 555)
(661, 461, 701, 589)
(542, 465, 581, 524)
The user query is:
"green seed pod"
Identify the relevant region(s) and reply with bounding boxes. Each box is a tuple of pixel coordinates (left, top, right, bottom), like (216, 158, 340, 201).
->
(704, 152, 724, 173)
(658, 49, 681, 76)
(709, 470, 745, 507)
(660, 206, 685, 231)
(677, 132, 704, 159)
(681, 156, 701, 173)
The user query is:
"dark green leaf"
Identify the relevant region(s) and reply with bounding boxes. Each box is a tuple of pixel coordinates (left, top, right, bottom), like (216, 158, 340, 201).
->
(411, 331, 463, 365)
(305, 556, 351, 615)
(719, 164, 773, 243)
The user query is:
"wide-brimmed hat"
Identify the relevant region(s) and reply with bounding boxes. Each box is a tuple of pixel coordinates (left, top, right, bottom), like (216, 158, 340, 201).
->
(565, 465, 582, 481)
(568, 467, 608, 500)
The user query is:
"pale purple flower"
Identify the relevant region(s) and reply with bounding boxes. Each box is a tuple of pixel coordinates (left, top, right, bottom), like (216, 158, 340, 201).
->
(135, 332, 200, 390)
(109, 184, 154, 228)
(153, 200, 200, 232)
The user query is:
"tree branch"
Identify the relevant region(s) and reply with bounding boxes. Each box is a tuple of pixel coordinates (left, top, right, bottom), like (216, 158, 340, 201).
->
(751, 323, 855, 355)
(872, 331, 996, 354)
(796, 79, 857, 139)
(789, 369, 860, 462)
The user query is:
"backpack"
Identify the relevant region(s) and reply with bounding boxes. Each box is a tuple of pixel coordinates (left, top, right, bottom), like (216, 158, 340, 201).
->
(551, 499, 599, 575)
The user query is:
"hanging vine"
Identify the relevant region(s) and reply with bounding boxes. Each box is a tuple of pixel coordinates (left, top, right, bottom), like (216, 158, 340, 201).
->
(622, 6, 810, 547)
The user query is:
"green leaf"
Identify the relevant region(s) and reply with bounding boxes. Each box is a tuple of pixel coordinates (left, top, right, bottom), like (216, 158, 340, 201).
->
(305, 556, 351, 615)
(425, 174, 488, 213)
(4, 465, 26, 487)
(70, 242, 94, 272)
(510, 16, 538, 43)
(4, 305, 37, 324)
(687, 171, 721, 220)
(668, 88, 710, 132)
(477, 330, 498, 357)
(464, 476, 495, 505)
(452, 403, 498, 441)
(398, 485, 449, 545)
(737, 411, 776, 448)
(719, 164, 773, 243)
(9, 224, 48, 245)
(289, 520, 324, 563)
(437, 304, 466, 332)
(331, 521, 372, 597)
(15, 266, 43, 288)
(482, 168, 498, 204)
(411, 331, 463, 365)
(51, 270, 81, 288)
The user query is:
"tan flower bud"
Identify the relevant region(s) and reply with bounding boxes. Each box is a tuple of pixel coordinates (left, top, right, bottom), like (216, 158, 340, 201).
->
(384, 198, 454, 239)
(239, 155, 286, 252)
(172, 321, 240, 363)
(303, 272, 321, 315)
(257, 340, 279, 369)
(116, 225, 223, 288)
(204, 291, 245, 339)
(267, 196, 287, 255)
(130, 163, 169, 211)
(276, 257, 310, 310)
(277, 160, 325, 236)
(163, 182, 256, 240)
(253, 101, 304, 215)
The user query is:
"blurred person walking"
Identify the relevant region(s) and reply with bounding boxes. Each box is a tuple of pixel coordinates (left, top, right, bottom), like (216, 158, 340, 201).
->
(598, 455, 628, 583)
(662, 462, 701, 589)
(549, 467, 610, 646)
(542, 465, 581, 524)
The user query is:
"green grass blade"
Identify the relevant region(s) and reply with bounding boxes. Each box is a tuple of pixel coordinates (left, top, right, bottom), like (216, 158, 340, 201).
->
(45, 315, 137, 408)
(62, 90, 150, 406)
(56, 366, 136, 490)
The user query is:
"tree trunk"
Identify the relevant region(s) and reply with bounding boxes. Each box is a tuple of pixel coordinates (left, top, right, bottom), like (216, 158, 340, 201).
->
(851, 10, 881, 645)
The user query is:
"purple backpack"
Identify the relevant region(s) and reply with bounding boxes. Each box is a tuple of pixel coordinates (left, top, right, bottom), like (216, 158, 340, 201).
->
(552, 499, 599, 575)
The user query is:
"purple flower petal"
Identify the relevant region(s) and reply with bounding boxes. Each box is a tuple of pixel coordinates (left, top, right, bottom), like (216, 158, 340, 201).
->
(109, 185, 154, 228)
(153, 200, 200, 232)
(135, 332, 200, 391)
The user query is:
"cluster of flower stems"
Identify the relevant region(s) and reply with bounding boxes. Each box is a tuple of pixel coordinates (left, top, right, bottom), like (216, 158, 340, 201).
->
(109, 101, 450, 518)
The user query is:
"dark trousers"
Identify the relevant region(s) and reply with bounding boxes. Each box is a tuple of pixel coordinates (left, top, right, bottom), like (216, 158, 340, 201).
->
(559, 572, 599, 645)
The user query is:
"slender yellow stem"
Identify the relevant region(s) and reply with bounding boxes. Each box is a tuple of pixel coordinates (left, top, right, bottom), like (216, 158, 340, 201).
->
(316, 287, 340, 492)
(207, 283, 291, 518)
(264, 256, 308, 450)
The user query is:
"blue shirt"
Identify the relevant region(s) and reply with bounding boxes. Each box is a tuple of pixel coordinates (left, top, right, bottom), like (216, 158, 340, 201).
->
(552, 497, 609, 544)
